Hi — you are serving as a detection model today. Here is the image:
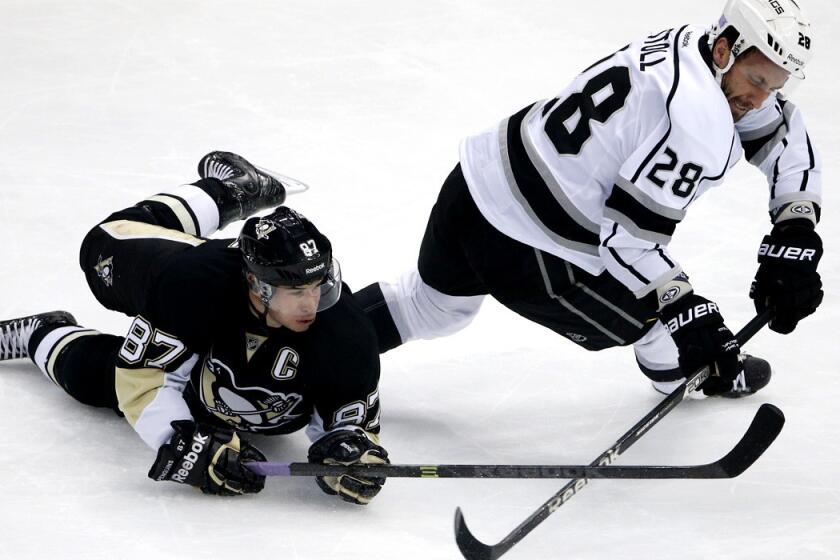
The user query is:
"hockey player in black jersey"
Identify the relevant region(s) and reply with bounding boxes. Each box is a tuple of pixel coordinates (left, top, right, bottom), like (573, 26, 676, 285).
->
(0, 152, 388, 504)
(357, 0, 823, 397)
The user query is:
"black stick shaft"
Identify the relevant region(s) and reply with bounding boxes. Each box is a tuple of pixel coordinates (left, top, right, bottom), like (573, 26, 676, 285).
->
(248, 392, 781, 481)
(454, 310, 771, 560)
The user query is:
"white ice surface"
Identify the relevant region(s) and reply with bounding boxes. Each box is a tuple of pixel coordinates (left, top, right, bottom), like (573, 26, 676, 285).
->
(1, 1, 839, 559)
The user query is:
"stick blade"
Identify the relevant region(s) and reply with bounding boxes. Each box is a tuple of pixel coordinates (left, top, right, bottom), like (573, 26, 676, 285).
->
(454, 507, 501, 560)
(717, 403, 785, 477)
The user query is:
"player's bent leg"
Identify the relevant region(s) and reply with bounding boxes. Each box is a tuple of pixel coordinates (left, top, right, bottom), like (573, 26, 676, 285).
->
(135, 181, 222, 237)
(132, 150, 291, 237)
(29, 318, 122, 410)
(79, 217, 205, 316)
(89, 152, 287, 241)
(1, 311, 122, 411)
(632, 322, 689, 394)
(357, 271, 485, 352)
(358, 163, 489, 353)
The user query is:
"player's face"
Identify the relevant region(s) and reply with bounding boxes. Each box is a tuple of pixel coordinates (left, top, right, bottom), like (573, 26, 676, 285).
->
(264, 280, 323, 332)
(721, 50, 789, 122)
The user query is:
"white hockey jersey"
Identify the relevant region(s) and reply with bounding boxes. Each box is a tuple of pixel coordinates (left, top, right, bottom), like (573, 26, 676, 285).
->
(460, 25, 821, 299)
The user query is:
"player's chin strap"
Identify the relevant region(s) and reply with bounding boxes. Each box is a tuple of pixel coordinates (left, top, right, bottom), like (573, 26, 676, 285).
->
(707, 28, 736, 86)
(248, 297, 272, 330)
(246, 274, 275, 329)
(713, 55, 736, 85)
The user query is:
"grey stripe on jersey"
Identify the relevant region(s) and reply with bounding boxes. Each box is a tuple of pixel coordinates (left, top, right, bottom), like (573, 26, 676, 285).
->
(742, 101, 796, 166)
(770, 189, 822, 211)
(499, 110, 600, 256)
(519, 104, 600, 235)
(604, 177, 685, 244)
(563, 262, 645, 329)
(603, 207, 674, 245)
(534, 250, 626, 345)
(614, 177, 687, 222)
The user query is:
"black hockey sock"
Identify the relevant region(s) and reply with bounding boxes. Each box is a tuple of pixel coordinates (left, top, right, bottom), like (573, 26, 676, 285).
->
(29, 324, 122, 411)
(356, 283, 403, 354)
(133, 178, 223, 236)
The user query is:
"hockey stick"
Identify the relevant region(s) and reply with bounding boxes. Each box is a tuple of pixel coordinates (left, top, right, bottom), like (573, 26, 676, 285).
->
(454, 310, 771, 560)
(246, 403, 781, 479)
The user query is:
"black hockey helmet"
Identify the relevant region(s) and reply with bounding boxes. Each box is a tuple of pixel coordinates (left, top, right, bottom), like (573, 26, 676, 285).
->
(238, 207, 341, 311)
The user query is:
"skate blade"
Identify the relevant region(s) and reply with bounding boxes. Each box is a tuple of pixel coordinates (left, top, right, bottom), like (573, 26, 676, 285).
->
(255, 165, 311, 196)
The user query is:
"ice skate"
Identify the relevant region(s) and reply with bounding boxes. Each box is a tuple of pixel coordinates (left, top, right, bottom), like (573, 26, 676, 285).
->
(0, 311, 77, 361)
(717, 354, 772, 398)
(652, 354, 771, 398)
(198, 151, 288, 227)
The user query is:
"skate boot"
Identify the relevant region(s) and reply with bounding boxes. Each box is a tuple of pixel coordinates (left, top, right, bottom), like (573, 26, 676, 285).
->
(651, 354, 771, 398)
(0, 311, 77, 361)
(198, 151, 288, 228)
(717, 354, 772, 398)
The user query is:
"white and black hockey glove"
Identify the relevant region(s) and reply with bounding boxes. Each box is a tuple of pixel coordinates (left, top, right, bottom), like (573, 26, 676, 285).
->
(308, 428, 389, 505)
(751, 221, 823, 334)
(148, 420, 266, 496)
(659, 293, 740, 396)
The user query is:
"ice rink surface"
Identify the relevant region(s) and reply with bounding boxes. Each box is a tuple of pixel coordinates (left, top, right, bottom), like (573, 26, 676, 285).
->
(1, 1, 838, 558)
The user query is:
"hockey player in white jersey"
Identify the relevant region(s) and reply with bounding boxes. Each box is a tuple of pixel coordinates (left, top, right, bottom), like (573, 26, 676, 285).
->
(358, 0, 823, 397)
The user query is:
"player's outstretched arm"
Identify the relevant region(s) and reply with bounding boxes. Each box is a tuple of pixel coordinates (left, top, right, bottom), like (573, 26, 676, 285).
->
(148, 420, 266, 495)
(307, 428, 389, 505)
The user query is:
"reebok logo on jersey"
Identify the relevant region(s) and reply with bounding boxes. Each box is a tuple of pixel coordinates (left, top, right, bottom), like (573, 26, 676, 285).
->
(758, 244, 817, 262)
(171, 433, 209, 482)
(665, 303, 719, 334)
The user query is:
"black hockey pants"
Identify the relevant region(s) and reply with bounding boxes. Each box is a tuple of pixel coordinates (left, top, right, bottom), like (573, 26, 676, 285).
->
(417, 164, 659, 351)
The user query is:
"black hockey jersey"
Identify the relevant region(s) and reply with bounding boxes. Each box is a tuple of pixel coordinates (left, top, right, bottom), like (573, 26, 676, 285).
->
(111, 237, 381, 450)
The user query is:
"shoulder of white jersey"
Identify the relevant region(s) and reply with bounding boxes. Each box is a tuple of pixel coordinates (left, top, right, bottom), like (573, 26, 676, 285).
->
(736, 94, 798, 166)
(668, 25, 735, 169)
(602, 25, 741, 250)
(619, 25, 736, 200)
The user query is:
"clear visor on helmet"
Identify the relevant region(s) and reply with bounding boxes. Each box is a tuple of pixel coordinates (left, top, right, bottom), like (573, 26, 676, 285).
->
(727, 55, 801, 100)
(253, 258, 342, 313)
(778, 71, 804, 98)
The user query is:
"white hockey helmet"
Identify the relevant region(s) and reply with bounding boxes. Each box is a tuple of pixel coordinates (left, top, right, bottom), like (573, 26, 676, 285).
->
(708, 0, 813, 81)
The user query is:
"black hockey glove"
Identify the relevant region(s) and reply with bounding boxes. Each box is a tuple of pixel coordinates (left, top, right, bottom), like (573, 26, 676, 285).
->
(659, 293, 740, 396)
(750, 223, 823, 334)
(148, 420, 266, 496)
(308, 428, 389, 505)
